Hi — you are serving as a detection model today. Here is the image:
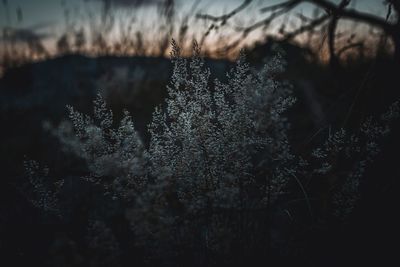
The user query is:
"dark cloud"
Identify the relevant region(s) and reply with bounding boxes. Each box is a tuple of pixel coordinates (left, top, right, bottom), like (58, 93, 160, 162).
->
(0, 23, 52, 43)
(91, 0, 176, 18)
(0, 28, 50, 45)
(93, 0, 163, 8)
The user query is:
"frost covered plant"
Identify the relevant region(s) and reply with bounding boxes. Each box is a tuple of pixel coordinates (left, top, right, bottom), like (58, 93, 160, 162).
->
(148, 40, 296, 213)
(332, 101, 400, 219)
(130, 40, 297, 255)
(308, 101, 400, 220)
(23, 159, 63, 215)
(49, 40, 297, 255)
(50, 94, 148, 200)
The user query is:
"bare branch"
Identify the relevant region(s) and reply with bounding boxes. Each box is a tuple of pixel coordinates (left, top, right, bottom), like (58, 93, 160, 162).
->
(326, 0, 351, 68)
(304, 0, 394, 33)
(282, 14, 329, 41)
(235, 2, 301, 35)
(386, 0, 400, 16)
(196, 0, 253, 24)
(337, 42, 364, 57)
(196, 0, 400, 60)
(259, 0, 301, 14)
(202, 0, 395, 35)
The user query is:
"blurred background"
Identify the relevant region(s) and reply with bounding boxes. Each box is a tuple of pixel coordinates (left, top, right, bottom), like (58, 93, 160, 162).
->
(0, 0, 394, 65)
(1, 0, 399, 266)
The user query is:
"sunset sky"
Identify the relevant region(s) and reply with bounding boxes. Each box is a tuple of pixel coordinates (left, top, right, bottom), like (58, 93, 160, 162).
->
(0, 0, 387, 27)
(0, 0, 391, 57)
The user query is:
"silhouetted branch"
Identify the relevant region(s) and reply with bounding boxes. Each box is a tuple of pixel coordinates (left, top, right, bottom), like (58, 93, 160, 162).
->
(386, 0, 400, 17)
(327, 0, 351, 68)
(235, 2, 300, 36)
(259, 0, 301, 14)
(197, 0, 400, 61)
(282, 14, 329, 41)
(337, 42, 364, 57)
(196, 0, 252, 25)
